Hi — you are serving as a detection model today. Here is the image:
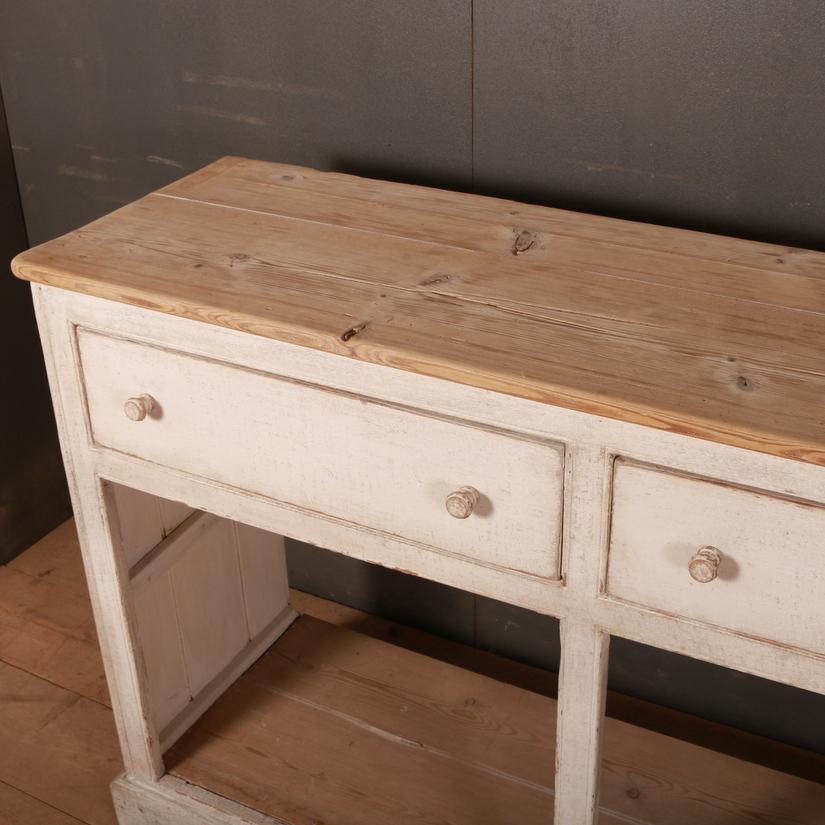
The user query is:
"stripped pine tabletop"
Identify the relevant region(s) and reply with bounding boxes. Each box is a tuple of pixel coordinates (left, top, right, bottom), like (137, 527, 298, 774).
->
(12, 156, 825, 464)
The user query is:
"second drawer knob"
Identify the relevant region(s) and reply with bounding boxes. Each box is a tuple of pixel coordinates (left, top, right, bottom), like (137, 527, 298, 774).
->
(445, 486, 480, 519)
(123, 394, 156, 422)
(688, 545, 722, 583)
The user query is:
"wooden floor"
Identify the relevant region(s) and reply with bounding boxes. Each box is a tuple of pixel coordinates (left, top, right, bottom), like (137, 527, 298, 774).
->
(2, 520, 824, 825)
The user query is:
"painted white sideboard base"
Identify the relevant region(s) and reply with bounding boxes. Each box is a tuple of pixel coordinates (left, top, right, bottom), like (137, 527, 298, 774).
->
(112, 774, 284, 825)
(27, 282, 825, 825)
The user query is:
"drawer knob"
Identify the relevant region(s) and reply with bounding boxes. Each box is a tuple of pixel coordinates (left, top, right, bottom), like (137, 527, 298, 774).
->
(123, 394, 156, 422)
(688, 546, 722, 583)
(445, 486, 480, 519)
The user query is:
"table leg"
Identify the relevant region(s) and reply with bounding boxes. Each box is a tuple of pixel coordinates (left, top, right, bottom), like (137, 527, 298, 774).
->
(33, 287, 164, 782)
(554, 619, 610, 824)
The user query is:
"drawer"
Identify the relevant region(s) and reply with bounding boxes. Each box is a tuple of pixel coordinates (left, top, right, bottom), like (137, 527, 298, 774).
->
(607, 460, 825, 655)
(78, 329, 565, 579)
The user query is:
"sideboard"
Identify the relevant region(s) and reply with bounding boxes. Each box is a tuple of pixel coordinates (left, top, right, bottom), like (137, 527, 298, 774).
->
(12, 156, 825, 824)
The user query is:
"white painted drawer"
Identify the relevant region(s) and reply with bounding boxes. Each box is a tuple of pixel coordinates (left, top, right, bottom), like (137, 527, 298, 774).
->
(78, 329, 565, 578)
(607, 460, 825, 655)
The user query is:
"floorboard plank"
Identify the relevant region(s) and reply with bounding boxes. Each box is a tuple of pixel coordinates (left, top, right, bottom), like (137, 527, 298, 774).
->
(0, 562, 108, 705)
(7, 519, 89, 593)
(0, 661, 119, 825)
(0, 780, 87, 825)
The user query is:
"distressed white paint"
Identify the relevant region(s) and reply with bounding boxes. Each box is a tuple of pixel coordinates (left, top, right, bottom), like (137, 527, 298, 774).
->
(31, 283, 825, 825)
(113, 774, 280, 825)
(120, 500, 296, 757)
(77, 327, 565, 580)
(553, 445, 612, 824)
(554, 620, 610, 825)
(159, 498, 195, 535)
(168, 518, 249, 695)
(33, 290, 164, 782)
(130, 510, 294, 735)
(133, 569, 190, 730)
(235, 522, 290, 637)
(157, 603, 297, 753)
(110, 483, 195, 569)
(608, 459, 825, 656)
(111, 485, 169, 569)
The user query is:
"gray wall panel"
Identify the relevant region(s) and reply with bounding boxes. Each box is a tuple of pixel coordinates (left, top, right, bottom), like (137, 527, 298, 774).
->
(474, 1, 825, 249)
(286, 541, 477, 647)
(609, 636, 825, 755)
(0, 88, 70, 561)
(0, 0, 472, 244)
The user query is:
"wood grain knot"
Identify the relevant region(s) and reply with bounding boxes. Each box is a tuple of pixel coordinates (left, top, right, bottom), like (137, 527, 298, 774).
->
(512, 229, 537, 255)
(341, 322, 368, 342)
(420, 272, 452, 287)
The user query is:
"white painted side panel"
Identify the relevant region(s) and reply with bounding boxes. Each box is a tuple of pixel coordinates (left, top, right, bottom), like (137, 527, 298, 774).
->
(111, 484, 195, 568)
(111, 485, 165, 568)
(130, 512, 293, 731)
(133, 571, 190, 730)
(168, 518, 249, 695)
(607, 460, 825, 655)
(160, 498, 196, 534)
(235, 524, 290, 638)
(78, 329, 565, 579)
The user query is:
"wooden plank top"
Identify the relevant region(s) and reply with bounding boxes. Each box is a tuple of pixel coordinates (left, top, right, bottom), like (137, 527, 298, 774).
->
(12, 156, 825, 465)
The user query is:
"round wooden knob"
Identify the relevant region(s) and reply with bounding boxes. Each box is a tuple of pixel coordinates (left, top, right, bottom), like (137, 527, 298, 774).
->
(445, 486, 480, 519)
(688, 546, 722, 583)
(123, 394, 156, 422)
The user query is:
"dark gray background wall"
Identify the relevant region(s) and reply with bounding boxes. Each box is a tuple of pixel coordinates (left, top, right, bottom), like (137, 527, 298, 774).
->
(0, 87, 70, 562)
(1, 1, 824, 754)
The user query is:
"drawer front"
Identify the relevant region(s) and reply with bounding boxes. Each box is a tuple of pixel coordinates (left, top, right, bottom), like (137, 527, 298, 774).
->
(607, 460, 825, 654)
(78, 330, 564, 578)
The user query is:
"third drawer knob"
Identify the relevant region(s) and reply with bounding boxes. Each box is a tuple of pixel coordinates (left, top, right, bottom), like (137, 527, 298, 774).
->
(445, 486, 480, 519)
(688, 545, 722, 583)
(123, 394, 156, 422)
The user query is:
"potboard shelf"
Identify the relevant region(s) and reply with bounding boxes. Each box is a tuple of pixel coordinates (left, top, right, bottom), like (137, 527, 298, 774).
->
(165, 614, 824, 825)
